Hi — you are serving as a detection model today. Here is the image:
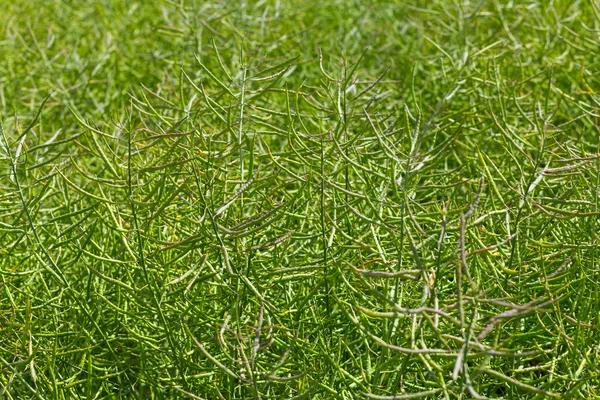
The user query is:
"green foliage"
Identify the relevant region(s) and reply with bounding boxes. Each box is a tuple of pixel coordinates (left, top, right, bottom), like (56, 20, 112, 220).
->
(1, 0, 600, 398)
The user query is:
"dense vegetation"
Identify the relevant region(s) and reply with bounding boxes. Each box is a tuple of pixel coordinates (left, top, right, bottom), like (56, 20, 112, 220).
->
(2, 0, 600, 398)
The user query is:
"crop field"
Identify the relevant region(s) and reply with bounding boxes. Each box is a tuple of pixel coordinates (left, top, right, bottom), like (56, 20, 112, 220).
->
(1, 0, 600, 398)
